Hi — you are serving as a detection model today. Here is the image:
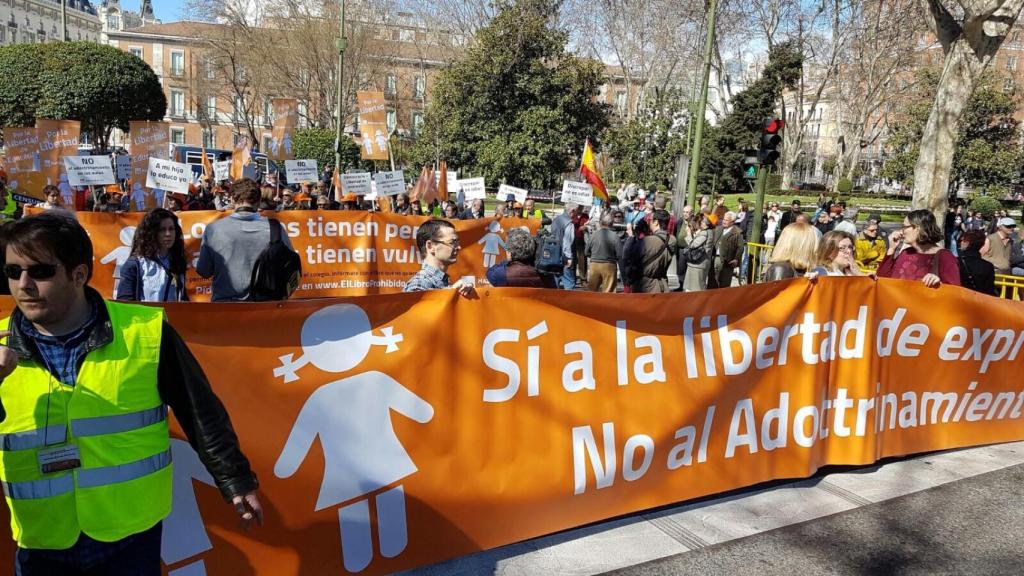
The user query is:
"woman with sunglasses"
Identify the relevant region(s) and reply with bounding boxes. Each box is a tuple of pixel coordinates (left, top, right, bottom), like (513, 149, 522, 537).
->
(877, 209, 960, 288)
(116, 208, 190, 302)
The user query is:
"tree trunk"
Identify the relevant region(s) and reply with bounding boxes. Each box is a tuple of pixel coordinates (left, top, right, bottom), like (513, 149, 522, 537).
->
(912, 39, 980, 223)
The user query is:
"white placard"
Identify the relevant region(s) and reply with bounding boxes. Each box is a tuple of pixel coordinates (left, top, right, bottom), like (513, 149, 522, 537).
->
(561, 180, 594, 206)
(434, 170, 461, 193)
(214, 160, 231, 183)
(373, 170, 406, 196)
(457, 177, 486, 200)
(115, 156, 131, 181)
(498, 184, 528, 204)
(63, 155, 116, 186)
(285, 159, 319, 183)
(145, 158, 192, 194)
(341, 172, 372, 195)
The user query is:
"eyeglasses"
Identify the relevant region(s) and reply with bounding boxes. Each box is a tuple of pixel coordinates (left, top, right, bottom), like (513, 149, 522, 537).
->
(901, 224, 915, 230)
(433, 239, 460, 248)
(838, 245, 854, 253)
(4, 263, 59, 281)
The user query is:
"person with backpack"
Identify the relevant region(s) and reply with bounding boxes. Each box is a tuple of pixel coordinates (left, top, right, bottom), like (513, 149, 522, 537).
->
(584, 210, 622, 292)
(683, 215, 713, 292)
(196, 178, 299, 302)
(550, 203, 579, 289)
(956, 229, 997, 296)
(638, 210, 677, 293)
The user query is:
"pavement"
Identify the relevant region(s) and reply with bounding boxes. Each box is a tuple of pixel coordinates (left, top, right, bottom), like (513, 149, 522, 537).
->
(400, 441, 1024, 576)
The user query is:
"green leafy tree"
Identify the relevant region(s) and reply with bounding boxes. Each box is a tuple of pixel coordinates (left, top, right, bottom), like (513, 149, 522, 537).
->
(409, 0, 611, 188)
(0, 44, 46, 132)
(882, 69, 1023, 193)
(18, 42, 165, 148)
(604, 88, 689, 189)
(292, 128, 371, 172)
(698, 42, 803, 193)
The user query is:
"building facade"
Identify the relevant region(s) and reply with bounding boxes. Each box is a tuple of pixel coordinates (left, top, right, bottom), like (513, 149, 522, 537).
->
(0, 0, 101, 45)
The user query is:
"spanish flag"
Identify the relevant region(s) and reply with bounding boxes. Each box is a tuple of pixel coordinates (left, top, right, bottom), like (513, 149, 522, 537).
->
(580, 138, 608, 202)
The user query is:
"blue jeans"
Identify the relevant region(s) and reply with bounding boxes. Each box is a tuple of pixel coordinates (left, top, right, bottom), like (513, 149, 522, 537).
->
(561, 264, 575, 290)
(15, 522, 162, 576)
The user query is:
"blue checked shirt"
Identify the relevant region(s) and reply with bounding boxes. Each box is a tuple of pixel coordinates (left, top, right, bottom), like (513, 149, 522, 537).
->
(403, 263, 450, 292)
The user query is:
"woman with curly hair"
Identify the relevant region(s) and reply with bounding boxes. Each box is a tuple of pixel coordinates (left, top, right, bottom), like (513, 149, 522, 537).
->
(116, 208, 190, 301)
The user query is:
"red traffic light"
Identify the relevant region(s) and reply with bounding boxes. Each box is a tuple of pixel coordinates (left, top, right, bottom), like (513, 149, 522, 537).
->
(764, 118, 785, 134)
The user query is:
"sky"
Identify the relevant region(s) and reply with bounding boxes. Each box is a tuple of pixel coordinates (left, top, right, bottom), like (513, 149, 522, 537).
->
(121, 0, 186, 23)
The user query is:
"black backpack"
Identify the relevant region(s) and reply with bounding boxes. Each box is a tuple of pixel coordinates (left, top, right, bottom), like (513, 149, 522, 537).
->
(535, 220, 566, 276)
(247, 218, 302, 301)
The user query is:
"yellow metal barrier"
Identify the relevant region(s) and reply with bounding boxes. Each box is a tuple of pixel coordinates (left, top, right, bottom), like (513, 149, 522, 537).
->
(996, 274, 1024, 300)
(745, 242, 774, 284)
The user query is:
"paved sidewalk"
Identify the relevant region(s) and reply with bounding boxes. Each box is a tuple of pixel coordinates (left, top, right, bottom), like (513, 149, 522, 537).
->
(400, 441, 1024, 576)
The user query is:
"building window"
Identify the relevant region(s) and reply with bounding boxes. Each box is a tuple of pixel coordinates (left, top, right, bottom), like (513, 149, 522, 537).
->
(262, 135, 273, 153)
(170, 90, 185, 116)
(170, 50, 185, 76)
(204, 57, 215, 79)
(202, 129, 214, 149)
(399, 29, 414, 42)
(1004, 77, 1015, 93)
(170, 128, 185, 144)
(0, 27, 5, 44)
(386, 109, 396, 132)
(1007, 56, 1018, 71)
(414, 75, 425, 99)
(263, 99, 272, 125)
(206, 96, 217, 121)
(106, 14, 119, 30)
(385, 74, 397, 96)
(298, 102, 308, 128)
(412, 112, 424, 136)
(129, 46, 143, 59)
(233, 96, 245, 122)
(615, 91, 626, 113)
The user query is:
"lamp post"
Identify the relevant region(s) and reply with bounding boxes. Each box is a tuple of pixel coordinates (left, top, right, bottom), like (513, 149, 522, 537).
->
(685, 0, 719, 208)
(334, 0, 347, 174)
(61, 0, 68, 41)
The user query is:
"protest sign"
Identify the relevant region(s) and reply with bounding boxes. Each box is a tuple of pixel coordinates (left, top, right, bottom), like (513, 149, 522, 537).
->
(342, 172, 372, 196)
(561, 180, 594, 206)
(115, 155, 132, 181)
(1, 279, 1022, 575)
(61, 210, 539, 300)
(2, 127, 46, 204)
(213, 161, 231, 183)
(146, 158, 192, 194)
(373, 171, 406, 196)
(357, 91, 389, 161)
(434, 170, 459, 192)
(63, 155, 116, 186)
(498, 184, 528, 204)
(269, 98, 299, 161)
(457, 177, 486, 200)
(285, 160, 319, 183)
(129, 121, 170, 210)
(36, 119, 80, 201)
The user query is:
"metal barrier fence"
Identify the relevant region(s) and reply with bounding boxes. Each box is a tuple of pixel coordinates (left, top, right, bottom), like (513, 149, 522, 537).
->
(746, 241, 1023, 300)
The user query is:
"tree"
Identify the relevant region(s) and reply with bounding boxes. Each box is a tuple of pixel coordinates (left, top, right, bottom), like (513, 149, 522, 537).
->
(409, 0, 611, 188)
(292, 128, 370, 172)
(882, 69, 1022, 193)
(604, 89, 690, 187)
(0, 42, 165, 147)
(698, 41, 802, 192)
(914, 0, 1024, 222)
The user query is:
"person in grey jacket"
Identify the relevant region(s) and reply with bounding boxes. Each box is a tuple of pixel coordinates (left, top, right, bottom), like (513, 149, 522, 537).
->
(585, 210, 622, 292)
(196, 178, 294, 302)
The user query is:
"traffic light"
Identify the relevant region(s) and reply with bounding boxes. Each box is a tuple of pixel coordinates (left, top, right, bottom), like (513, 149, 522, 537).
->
(742, 149, 759, 180)
(758, 117, 785, 167)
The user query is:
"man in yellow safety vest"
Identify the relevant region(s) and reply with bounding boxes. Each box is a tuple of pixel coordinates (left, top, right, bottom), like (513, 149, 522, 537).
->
(0, 213, 262, 574)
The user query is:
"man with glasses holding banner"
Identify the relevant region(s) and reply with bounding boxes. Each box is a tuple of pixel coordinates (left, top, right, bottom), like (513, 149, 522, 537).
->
(0, 213, 262, 574)
(403, 218, 476, 297)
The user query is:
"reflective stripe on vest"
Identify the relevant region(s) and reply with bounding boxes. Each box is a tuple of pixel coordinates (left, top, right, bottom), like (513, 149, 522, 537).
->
(0, 406, 168, 452)
(1, 448, 171, 499)
(2, 474, 74, 500)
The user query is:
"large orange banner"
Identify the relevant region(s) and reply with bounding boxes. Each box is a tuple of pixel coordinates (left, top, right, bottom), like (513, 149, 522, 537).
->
(0, 279, 1022, 574)
(35, 119, 81, 203)
(1, 127, 46, 204)
(129, 121, 170, 211)
(75, 210, 537, 300)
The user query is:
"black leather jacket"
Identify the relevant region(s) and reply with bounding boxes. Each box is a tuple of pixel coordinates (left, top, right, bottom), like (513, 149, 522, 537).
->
(2, 288, 258, 501)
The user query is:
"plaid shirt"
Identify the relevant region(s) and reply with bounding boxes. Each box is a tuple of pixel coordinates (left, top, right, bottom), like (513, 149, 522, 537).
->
(403, 263, 450, 292)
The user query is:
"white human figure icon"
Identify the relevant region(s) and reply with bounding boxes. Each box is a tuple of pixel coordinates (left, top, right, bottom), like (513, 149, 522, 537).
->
(100, 226, 136, 297)
(273, 304, 433, 573)
(374, 129, 388, 153)
(153, 188, 167, 209)
(163, 439, 216, 576)
(362, 134, 373, 156)
(57, 173, 73, 207)
(269, 137, 280, 157)
(131, 183, 148, 211)
(283, 133, 293, 156)
(477, 220, 507, 268)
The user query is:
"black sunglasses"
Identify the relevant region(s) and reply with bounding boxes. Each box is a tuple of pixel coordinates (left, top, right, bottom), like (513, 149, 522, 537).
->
(3, 263, 59, 281)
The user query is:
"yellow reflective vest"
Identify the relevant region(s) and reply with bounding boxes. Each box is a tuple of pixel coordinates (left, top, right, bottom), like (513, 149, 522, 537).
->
(0, 301, 171, 549)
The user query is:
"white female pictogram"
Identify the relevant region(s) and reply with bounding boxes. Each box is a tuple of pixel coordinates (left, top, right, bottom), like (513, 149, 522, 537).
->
(273, 304, 433, 573)
(99, 226, 136, 297)
(477, 220, 508, 269)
